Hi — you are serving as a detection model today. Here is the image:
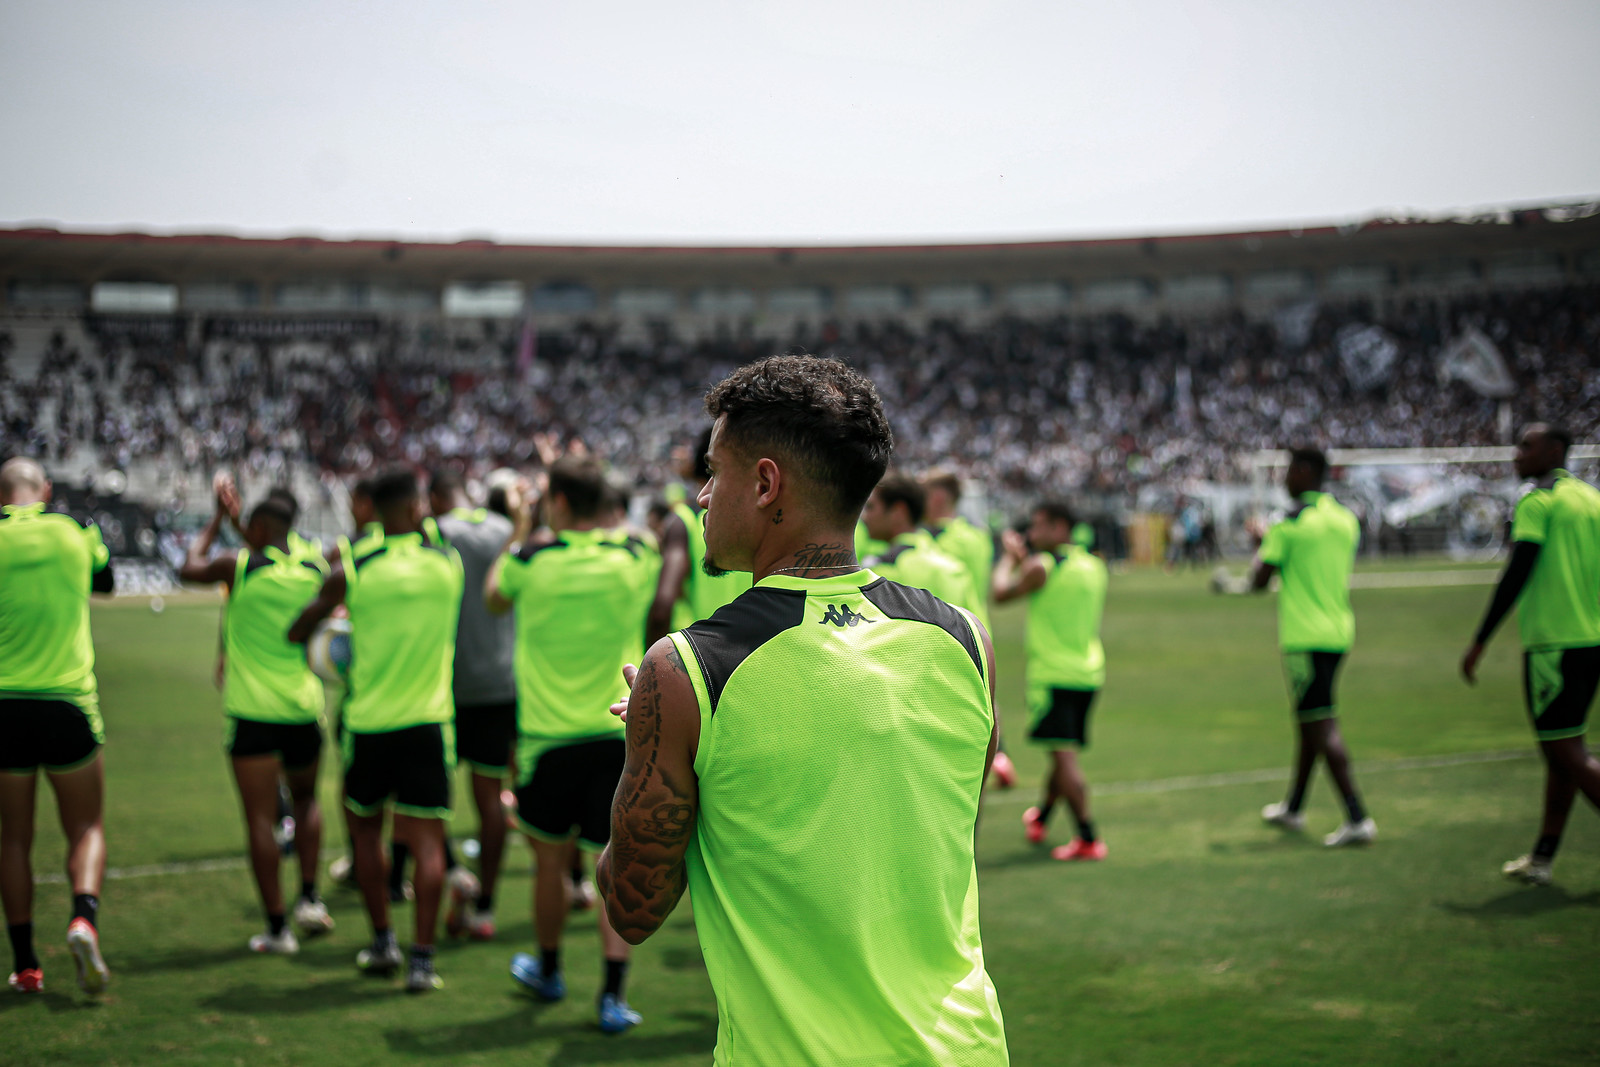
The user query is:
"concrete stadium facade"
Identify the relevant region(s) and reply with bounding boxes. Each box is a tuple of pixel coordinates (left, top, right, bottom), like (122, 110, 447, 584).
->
(2, 202, 1598, 337)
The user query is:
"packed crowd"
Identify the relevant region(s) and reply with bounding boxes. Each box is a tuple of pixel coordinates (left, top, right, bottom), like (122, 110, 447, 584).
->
(2, 284, 1596, 506)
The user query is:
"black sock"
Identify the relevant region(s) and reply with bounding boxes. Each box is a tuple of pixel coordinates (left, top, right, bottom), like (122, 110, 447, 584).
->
(71, 893, 99, 929)
(8, 922, 39, 972)
(267, 912, 287, 937)
(443, 838, 458, 872)
(1533, 834, 1561, 862)
(389, 842, 410, 890)
(373, 926, 396, 950)
(410, 943, 434, 964)
(604, 958, 628, 999)
(476, 891, 495, 913)
(1075, 818, 1097, 845)
(1342, 793, 1367, 824)
(541, 947, 561, 976)
(1286, 783, 1308, 814)
(1034, 800, 1054, 824)
(301, 880, 318, 903)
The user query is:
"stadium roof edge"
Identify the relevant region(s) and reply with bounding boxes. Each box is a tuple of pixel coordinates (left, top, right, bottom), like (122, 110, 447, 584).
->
(3, 200, 1592, 257)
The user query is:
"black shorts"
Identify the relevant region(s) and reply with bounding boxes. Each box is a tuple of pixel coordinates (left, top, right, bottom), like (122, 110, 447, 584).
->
(0, 698, 103, 774)
(1029, 688, 1097, 748)
(1284, 651, 1344, 721)
(1524, 645, 1600, 741)
(343, 723, 454, 819)
(456, 700, 517, 774)
(225, 716, 322, 770)
(514, 738, 626, 852)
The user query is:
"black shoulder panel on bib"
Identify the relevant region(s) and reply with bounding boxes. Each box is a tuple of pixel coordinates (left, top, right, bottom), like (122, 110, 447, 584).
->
(860, 577, 984, 680)
(242, 552, 276, 579)
(514, 539, 567, 563)
(679, 587, 808, 714)
(353, 546, 388, 571)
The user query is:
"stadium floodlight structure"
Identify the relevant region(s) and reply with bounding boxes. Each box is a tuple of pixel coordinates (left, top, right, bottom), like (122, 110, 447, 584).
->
(1250, 446, 1600, 558)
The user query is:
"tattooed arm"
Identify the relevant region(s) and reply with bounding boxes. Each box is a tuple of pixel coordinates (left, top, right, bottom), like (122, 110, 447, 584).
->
(598, 637, 702, 945)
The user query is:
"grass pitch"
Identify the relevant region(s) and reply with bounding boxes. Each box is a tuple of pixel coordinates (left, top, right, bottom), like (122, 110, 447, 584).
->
(9, 562, 1599, 1066)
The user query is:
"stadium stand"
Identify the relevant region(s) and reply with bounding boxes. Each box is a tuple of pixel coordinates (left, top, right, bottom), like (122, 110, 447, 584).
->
(2, 210, 1597, 554)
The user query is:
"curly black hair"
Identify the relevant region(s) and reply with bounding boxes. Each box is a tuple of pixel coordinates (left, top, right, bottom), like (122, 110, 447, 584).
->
(704, 355, 893, 521)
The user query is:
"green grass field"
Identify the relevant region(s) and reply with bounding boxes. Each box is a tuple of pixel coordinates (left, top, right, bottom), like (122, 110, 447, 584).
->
(9, 563, 1600, 1066)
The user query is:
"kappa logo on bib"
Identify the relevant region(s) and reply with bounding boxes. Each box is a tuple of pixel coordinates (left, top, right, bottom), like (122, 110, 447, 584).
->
(818, 604, 874, 628)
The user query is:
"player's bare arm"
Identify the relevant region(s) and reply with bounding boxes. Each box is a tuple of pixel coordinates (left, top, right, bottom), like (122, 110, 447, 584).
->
(1248, 557, 1278, 592)
(645, 513, 690, 646)
(177, 504, 237, 587)
(598, 638, 700, 946)
(484, 478, 537, 615)
(1461, 540, 1543, 683)
(992, 530, 1046, 603)
(286, 567, 348, 645)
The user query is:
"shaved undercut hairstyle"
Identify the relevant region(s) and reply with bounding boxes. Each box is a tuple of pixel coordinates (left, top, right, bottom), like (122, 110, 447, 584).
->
(1289, 447, 1328, 484)
(704, 355, 894, 521)
(369, 468, 419, 517)
(547, 456, 607, 521)
(874, 473, 926, 525)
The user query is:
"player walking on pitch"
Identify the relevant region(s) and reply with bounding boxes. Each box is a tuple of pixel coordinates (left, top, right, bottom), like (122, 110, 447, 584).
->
(598, 355, 1009, 1065)
(994, 500, 1109, 861)
(289, 470, 463, 992)
(1247, 448, 1375, 846)
(0, 458, 113, 994)
(179, 478, 335, 953)
(486, 457, 658, 1033)
(429, 470, 514, 939)
(1462, 425, 1600, 885)
(860, 473, 981, 613)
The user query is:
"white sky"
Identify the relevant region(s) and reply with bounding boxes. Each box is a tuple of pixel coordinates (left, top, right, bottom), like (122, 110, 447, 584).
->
(2, 1, 1598, 245)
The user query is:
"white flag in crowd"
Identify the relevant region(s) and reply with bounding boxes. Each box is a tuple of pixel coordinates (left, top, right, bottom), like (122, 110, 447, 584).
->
(1336, 324, 1399, 391)
(1436, 326, 1516, 398)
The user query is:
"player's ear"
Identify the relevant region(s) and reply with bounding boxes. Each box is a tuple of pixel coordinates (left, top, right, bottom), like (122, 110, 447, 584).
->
(754, 457, 781, 511)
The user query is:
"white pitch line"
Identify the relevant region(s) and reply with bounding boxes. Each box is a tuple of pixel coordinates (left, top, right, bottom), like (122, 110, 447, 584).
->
(1349, 569, 1499, 589)
(32, 750, 1536, 883)
(33, 856, 247, 886)
(982, 748, 1532, 807)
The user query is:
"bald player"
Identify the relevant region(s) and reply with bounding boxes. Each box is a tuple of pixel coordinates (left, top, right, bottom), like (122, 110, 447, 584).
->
(1, 458, 114, 995)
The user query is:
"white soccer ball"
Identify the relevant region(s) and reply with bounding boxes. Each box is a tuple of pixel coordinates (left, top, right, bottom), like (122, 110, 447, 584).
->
(306, 617, 353, 682)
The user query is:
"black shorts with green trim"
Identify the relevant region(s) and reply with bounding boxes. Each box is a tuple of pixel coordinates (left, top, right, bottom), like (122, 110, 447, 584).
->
(0, 698, 103, 774)
(513, 738, 625, 852)
(1029, 688, 1097, 748)
(225, 716, 322, 770)
(455, 700, 517, 774)
(1524, 645, 1600, 741)
(343, 722, 454, 819)
(1283, 651, 1344, 721)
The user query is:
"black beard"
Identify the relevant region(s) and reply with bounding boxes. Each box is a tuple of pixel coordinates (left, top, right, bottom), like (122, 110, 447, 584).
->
(701, 557, 728, 578)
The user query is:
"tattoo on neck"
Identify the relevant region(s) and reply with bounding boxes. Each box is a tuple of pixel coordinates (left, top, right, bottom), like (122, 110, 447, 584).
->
(772, 508, 783, 525)
(785, 542, 856, 572)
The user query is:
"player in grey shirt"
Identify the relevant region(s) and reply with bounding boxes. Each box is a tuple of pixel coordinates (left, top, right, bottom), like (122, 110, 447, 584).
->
(430, 469, 519, 940)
